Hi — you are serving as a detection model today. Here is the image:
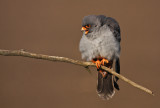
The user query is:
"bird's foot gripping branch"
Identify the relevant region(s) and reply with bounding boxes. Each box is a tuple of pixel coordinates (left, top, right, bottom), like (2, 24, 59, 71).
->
(0, 49, 154, 96)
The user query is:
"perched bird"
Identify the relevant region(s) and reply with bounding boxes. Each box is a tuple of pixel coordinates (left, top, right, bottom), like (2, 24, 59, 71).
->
(79, 15, 121, 100)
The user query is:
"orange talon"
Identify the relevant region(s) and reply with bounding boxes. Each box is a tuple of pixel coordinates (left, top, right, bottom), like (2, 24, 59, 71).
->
(101, 58, 109, 66)
(95, 60, 101, 69)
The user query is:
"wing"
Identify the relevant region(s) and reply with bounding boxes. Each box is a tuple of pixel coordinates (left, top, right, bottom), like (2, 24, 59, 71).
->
(106, 17, 121, 90)
(106, 17, 121, 42)
(114, 57, 120, 90)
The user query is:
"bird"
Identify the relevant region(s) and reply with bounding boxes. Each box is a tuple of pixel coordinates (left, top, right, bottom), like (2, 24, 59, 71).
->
(79, 15, 121, 100)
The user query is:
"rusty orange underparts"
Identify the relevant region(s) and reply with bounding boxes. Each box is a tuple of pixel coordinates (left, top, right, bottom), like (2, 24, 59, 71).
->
(92, 57, 113, 78)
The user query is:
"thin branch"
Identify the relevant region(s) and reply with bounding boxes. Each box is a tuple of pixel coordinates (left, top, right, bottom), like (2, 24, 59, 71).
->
(0, 49, 154, 96)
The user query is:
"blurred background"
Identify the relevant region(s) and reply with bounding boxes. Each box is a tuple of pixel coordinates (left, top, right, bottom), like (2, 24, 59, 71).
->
(0, 0, 160, 108)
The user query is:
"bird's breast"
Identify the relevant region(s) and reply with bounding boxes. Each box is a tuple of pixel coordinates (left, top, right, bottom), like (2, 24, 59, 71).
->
(79, 28, 120, 61)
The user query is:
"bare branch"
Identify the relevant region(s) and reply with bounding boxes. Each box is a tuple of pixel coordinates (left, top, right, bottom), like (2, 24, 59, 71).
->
(0, 49, 154, 96)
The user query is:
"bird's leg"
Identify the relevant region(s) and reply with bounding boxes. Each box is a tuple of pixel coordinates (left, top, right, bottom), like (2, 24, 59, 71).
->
(92, 58, 110, 78)
(101, 58, 109, 66)
(100, 58, 109, 78)
(92, 59, 107, 78)
(96, 60, 101, 69)
(92, 59, 101, 69)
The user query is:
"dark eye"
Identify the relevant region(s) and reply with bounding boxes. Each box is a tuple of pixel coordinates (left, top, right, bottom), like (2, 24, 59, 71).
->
(94, 25, 97, 27)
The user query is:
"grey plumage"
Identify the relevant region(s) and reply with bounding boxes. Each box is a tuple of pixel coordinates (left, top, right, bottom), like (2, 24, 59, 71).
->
(79, 15, 121, 99)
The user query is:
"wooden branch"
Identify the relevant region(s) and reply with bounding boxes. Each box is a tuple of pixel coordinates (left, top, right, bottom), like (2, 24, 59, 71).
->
(0, 49, 154, 96)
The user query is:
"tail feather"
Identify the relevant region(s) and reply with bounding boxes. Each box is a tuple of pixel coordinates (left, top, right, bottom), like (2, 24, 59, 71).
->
(97, 58, 120, 100)
(97, 72, 115, 100)
(97, 58, 120, 99)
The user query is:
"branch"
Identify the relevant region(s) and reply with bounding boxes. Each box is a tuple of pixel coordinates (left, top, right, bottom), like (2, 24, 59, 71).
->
(0, 49, 154, 96)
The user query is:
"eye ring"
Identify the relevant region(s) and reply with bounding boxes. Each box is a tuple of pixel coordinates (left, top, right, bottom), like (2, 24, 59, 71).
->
(85, 24, 91, 28)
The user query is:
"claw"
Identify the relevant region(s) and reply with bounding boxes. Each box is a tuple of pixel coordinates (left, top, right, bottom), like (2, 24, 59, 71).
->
(92, 59, 101, 69)
(95, 60, 101, 69)
(101, 58, 109, 66)
(92, 58, 109, 78)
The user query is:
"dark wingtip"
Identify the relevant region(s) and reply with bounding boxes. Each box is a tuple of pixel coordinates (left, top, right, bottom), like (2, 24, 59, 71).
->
(114, 81, 120, 90)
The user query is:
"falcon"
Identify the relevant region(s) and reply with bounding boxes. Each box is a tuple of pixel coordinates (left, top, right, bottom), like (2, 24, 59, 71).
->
(79, 15, 121, 100)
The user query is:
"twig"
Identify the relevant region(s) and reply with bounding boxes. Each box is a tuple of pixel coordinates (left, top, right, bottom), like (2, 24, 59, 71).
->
(0, 49, 154, 96)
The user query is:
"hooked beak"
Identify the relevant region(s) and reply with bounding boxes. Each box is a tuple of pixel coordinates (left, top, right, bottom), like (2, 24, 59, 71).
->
(81, 27, 87, 31)
(81, 27, 89, 34)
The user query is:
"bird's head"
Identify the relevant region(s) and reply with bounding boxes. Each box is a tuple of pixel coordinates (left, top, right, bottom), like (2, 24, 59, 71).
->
(81, 15, 107, 36)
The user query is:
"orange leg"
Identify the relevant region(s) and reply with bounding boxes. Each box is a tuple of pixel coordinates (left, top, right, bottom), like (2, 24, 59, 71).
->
(92, 59, 101, 69)
(101, 58, 109, 66)
(95, 60, 101, 69)
(100, 58, 109, 78)
(92, 58, 109, 78)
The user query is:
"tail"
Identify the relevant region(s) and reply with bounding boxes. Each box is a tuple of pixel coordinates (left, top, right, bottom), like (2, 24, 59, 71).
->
(97, 71, 115, 100)
(97, 58, 120, 100)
